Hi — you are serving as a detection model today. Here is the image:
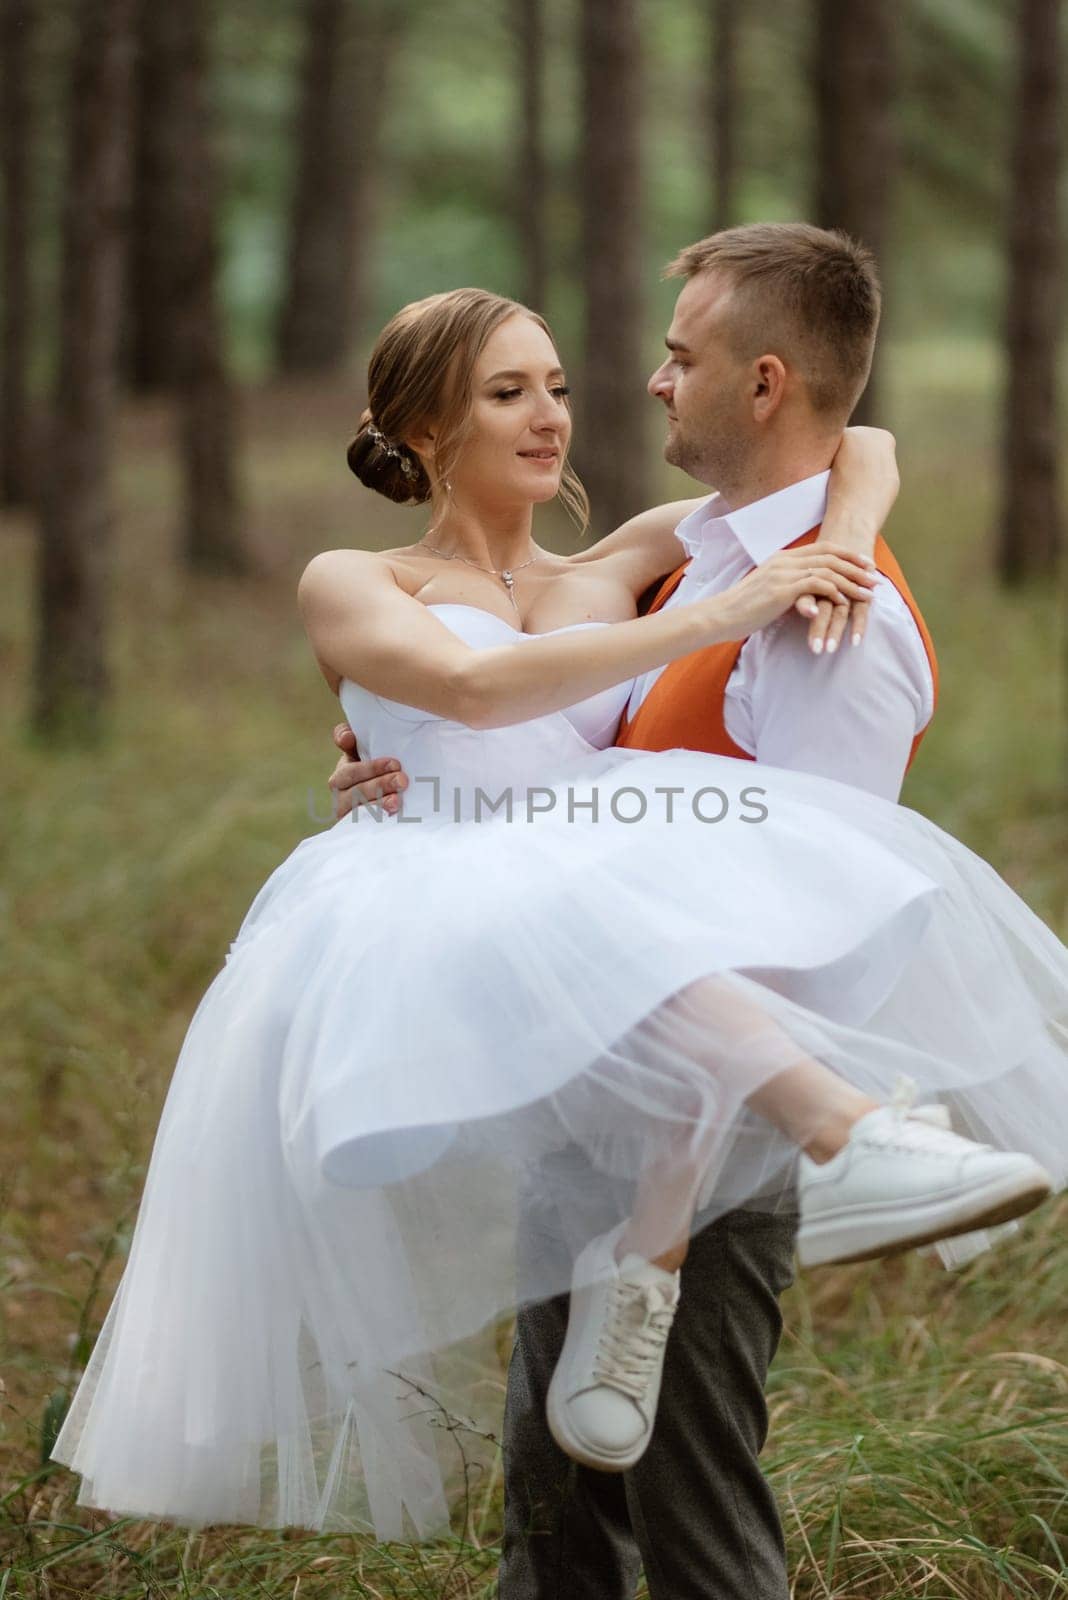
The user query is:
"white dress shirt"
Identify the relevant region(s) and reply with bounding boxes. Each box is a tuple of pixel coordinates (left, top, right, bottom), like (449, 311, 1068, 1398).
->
(625, 471, 936, 802)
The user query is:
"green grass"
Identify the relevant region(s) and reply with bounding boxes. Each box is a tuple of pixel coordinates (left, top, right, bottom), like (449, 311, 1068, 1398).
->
(2, 349, 1066, 1597)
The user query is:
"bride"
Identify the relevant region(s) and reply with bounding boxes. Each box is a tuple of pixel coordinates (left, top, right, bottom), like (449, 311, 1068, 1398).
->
(50, 287, 1067, 1544)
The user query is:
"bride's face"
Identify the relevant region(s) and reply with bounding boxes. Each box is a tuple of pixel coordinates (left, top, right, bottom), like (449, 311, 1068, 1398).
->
(444, 314, 572, 509)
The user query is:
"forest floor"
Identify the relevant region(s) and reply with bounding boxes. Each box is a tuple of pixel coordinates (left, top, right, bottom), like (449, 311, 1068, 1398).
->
(1, 353, 1066, 1597)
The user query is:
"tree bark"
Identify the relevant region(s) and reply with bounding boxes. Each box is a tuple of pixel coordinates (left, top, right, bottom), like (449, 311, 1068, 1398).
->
(32, 0, 135, 741)
(165, 0, 245, 573)
(812, 0, 898, 424)
(577, 0, 646, 538)
(124, 0, 184, 390)
(276, 0, 399, 374)
(998, 0, 1062, 583)
(1, 0, 34, 503)
(514, 0, 548, 310)
(706, 0, 738, 233)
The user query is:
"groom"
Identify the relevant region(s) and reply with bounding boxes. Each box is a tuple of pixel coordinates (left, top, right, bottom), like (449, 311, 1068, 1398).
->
(327, 224, 937, 1598)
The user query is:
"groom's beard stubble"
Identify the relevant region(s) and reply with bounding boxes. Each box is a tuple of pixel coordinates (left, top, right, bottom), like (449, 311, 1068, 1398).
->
(665, 419, 748, 501)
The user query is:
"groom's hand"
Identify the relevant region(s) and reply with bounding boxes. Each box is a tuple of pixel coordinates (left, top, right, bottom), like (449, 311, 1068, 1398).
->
(329, 723, 408, 819)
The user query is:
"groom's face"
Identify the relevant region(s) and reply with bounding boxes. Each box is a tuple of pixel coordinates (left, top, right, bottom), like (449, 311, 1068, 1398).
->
(648, 270, 756, 493)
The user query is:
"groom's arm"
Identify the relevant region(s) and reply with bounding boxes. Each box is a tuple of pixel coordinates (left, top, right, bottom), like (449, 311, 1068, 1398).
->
(329, 727, 407, 818)
(727, 575, 935, 802)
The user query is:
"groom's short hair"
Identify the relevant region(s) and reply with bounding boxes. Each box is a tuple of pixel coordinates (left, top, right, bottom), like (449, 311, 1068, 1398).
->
(665, 223, 881, 422)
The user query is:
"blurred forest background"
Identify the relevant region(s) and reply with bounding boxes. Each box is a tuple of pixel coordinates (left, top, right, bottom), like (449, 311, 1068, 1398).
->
(2, 0, 1067, 1597)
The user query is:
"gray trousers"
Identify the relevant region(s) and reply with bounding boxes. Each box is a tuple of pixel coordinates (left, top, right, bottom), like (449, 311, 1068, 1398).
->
(497, 1184, 798, 1600)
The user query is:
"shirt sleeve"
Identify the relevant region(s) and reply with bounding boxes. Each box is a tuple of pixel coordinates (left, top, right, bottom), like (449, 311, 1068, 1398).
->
(723, 577, 935, 802)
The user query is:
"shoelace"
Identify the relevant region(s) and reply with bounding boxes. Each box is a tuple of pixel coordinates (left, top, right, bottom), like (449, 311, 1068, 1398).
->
(886, 1074, 993, 1154)
(591, 1278, 678, 1402)
(891, 1073, 919, 1116)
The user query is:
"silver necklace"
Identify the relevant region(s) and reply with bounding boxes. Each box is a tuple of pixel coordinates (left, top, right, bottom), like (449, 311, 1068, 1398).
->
(418, 540, 543, 615)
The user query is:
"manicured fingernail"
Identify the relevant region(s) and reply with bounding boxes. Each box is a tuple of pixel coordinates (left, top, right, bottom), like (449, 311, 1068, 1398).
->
(811, 637, 824, 654)
(852, 631, 862, 646)
(825, 638, 838, 654)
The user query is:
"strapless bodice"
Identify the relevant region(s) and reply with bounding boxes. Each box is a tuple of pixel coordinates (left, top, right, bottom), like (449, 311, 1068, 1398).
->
(337, 604, 634, 817)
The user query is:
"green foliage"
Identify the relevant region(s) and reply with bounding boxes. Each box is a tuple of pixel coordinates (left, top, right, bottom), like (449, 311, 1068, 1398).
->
(15, 0, 1053, 386)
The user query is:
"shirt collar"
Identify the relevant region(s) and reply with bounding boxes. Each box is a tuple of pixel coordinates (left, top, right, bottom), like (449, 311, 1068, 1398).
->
(677, 470, 831, 568)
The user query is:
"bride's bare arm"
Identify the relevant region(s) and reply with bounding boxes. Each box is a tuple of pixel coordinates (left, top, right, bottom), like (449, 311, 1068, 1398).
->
(321, 508, 701, 818)
(565, 428, 898, 653)
(811, 427, 900, 652)
(298, 545, 876, 733)
(562, 427, 891, 657)
(567, 498, 707, 592)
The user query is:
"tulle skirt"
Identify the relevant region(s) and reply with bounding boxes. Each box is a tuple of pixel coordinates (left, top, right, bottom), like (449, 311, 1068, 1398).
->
(49, 744, 1068, 1541)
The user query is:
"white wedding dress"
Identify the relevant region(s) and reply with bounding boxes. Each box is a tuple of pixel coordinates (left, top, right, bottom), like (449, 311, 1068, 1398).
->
(50, 602, 1068, 1541)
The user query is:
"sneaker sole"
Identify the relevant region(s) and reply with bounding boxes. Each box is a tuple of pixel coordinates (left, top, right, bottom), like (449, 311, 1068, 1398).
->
(545, 1367, 648, 1473)
(796, 1169, 1052, 1268)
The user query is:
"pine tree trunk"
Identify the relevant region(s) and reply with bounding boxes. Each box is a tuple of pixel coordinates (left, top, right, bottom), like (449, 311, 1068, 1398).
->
(514, 0, 548, 311)
(998, 0, 1062, 583)
(166, 0, 245, 573)
(707, 0, 738, 232)
(32, 0, 135, 741)
(276, 0, 398, 374)
(812, 0, 897, 424)
(1, 0, 34, 504)
(577, 0, 646, 538)
(124, 0, 184, 390)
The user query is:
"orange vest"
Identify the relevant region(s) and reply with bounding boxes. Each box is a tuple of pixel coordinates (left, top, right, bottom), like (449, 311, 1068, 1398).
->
(616, 525, 939, 767)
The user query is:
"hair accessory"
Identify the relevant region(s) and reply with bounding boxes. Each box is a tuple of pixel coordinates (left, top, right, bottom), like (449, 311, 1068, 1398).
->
(367, 420, 415, 478)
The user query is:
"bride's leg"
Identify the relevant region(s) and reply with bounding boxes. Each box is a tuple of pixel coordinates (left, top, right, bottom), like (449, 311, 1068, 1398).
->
(555, 971, 1051, 1476)
(617, 975, 879, 1272)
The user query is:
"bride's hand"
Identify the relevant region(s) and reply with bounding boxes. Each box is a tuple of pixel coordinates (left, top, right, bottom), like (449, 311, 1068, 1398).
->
(714, 543, 878, 643)
(797, 426, 899, 654)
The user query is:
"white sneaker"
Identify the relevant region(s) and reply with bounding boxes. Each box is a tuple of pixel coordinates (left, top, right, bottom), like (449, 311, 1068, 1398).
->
(797, 1078, 1053, 1267)
(546, 1220, 680, 1472)
(910, 1104, 1021, 1270)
